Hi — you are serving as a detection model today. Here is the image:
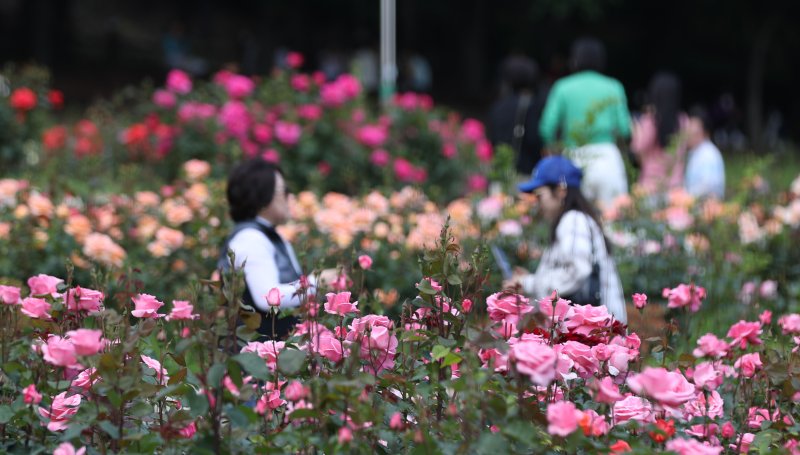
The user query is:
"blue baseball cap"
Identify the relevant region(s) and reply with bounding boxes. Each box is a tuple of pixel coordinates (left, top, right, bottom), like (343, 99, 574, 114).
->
(518, 156, 583, 193)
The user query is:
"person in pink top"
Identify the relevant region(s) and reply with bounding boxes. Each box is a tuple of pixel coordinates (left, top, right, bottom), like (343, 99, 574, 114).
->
(630, 72, 686, 195)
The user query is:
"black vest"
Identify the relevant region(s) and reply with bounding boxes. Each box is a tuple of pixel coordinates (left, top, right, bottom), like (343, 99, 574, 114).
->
(218, 220, 300, 339)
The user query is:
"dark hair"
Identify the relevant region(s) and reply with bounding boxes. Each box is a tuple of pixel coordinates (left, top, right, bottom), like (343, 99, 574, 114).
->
(571, 37, 606, 73)
(226, 160, 284, 222)
(548, 186, 611, 252)
(647, 72, 682, 148)
(501, 55, 539, 92)
(688, 105, 712, 135)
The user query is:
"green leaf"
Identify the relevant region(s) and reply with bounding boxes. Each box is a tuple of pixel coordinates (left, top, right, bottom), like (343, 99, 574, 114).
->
(129, 401, 153, 417)
(431, 345, 450, 361)
(0, 405, 14, 424)
(446, 274, 462, 286)
(416, 280, 438, 295)
(233, 353, 270, 380)
(227, 405, 258, 427)
(289, 408, 318, 420)
(99, 420, 120, 439)
(206, 363, 226, 387)
(475, 433, 506, 454)
(441, 352, 462, 368)
(185, 389, 210, 418)
(168, 367, 188, 386)
(278, 349, 307, 376)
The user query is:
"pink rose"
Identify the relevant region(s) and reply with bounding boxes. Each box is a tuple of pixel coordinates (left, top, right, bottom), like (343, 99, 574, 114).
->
(356, 125, 388, 148)
(557, 341, 600, 378)
(291, 74, 311, 92)
(392, 158, 415, 182)
(0, 285, 21, 304)
(358, 255, 373, 270)
(684, 390, 724, 419)
(284, 381, 310, 401)
(65, 329, 105, 356)
(510, 340, 557, 386)
(241, 341, 284, 371)
(20, 297, 52, 320)
(39, 392, 81, 432)
(178, 421, 197, 439)
(538, 296, 572, 326)
(131, 293, 164, 318)
(71, 367, 100, 391)
(547, 401, 581, 437)
(565, 304, 613, 336)
(759, 280, 777, 299)
(64, 286, 104, 312)
(466, 174, 488, 192)
(734, 352, 762, 378)
(54, 442, 86, 455)
(275, 121, 302, 146)
(297, 104, 322, 121)
(593, 377, 623, 404)
(23, 384, 42, 404)
(224, 74, 255, 99)
(152, 89, 176, 108)
(166, 300, 199, 321)
(218, 100, 251, 138)
(317, 332, 344, 363)
(632, 293, 647, 309)
(27, 274, 63, 297)
(265, 288, 281, 307)
(166, 69, 192, 94)
(726, 320, 763, 349)
(253, 124, 272, 144)
(390, 412, 404, 430)
(759, 310, 772, 325)
(612, 396, 655, 425)
(486, 292, 533, 324)
(338, 426, 353, 444)
(256, 390, 285, 414)
(693, 361, 723, 390)
(346, 315, 397, 373)
(475, 140, 493, 162)
(665, 438, 723, 455)
(662, 283, 706, 312)
(140, 354, 169, 385)
(324, 291, 359, 316)
(779, 314, 800, 334)
(626, 367, 696, 408)
(460, 118, 485, 142)
(693, 333, 730, 358)
(721, 421, 736, 438)
(579, 409, 609, 436)
(285, 51, 304, 69)
(462, 298, 473, 313)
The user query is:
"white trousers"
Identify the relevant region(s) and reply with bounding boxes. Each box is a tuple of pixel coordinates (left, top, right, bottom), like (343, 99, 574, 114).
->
(565, 143, 629, 206)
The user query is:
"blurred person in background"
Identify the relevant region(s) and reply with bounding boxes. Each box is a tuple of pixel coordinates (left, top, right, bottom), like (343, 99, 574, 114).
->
(683, 106, 725, 199)
(630, 72, 687, 195)
(488, 55, 546, 178)
(539, 37, 632, 206)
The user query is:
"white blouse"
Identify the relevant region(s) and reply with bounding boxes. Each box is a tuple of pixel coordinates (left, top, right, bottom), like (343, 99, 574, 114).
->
(521, 210, 627, 323)
(227, 217, 316, 312)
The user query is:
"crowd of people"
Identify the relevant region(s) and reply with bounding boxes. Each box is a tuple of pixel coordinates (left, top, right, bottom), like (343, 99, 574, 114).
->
(219, 36, 730, 337)
(489, 37, 726, 206)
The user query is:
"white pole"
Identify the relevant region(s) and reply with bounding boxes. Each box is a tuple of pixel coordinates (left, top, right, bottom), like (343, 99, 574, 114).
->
(380, 0, 396, 105)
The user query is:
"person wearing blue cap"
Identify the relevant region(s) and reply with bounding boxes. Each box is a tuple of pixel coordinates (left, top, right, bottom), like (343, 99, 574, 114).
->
(509, 156, 627, 323)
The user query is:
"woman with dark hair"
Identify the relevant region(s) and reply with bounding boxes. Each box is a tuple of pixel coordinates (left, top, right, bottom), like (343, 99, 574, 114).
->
(218, 159, 338, 338)
(507, 156, 627, 323)
(630, 72, 686, 194)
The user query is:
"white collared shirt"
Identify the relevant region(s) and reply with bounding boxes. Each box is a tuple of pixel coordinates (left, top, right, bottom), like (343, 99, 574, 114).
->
(227, 217, 315, 311)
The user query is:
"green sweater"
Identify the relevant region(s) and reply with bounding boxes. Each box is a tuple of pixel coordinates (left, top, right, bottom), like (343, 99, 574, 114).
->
(539, 71, 631, 148)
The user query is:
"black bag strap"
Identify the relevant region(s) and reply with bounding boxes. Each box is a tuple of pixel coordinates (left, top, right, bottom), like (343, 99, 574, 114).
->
(511, 93, 532, 156)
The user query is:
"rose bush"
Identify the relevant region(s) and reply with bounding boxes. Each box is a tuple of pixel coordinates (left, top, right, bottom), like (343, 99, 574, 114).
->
(0, 225, 799, 453)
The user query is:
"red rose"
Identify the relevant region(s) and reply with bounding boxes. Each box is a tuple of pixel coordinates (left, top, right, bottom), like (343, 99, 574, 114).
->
(48, 90, 64, 109)
(10, 87, 37, 111)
